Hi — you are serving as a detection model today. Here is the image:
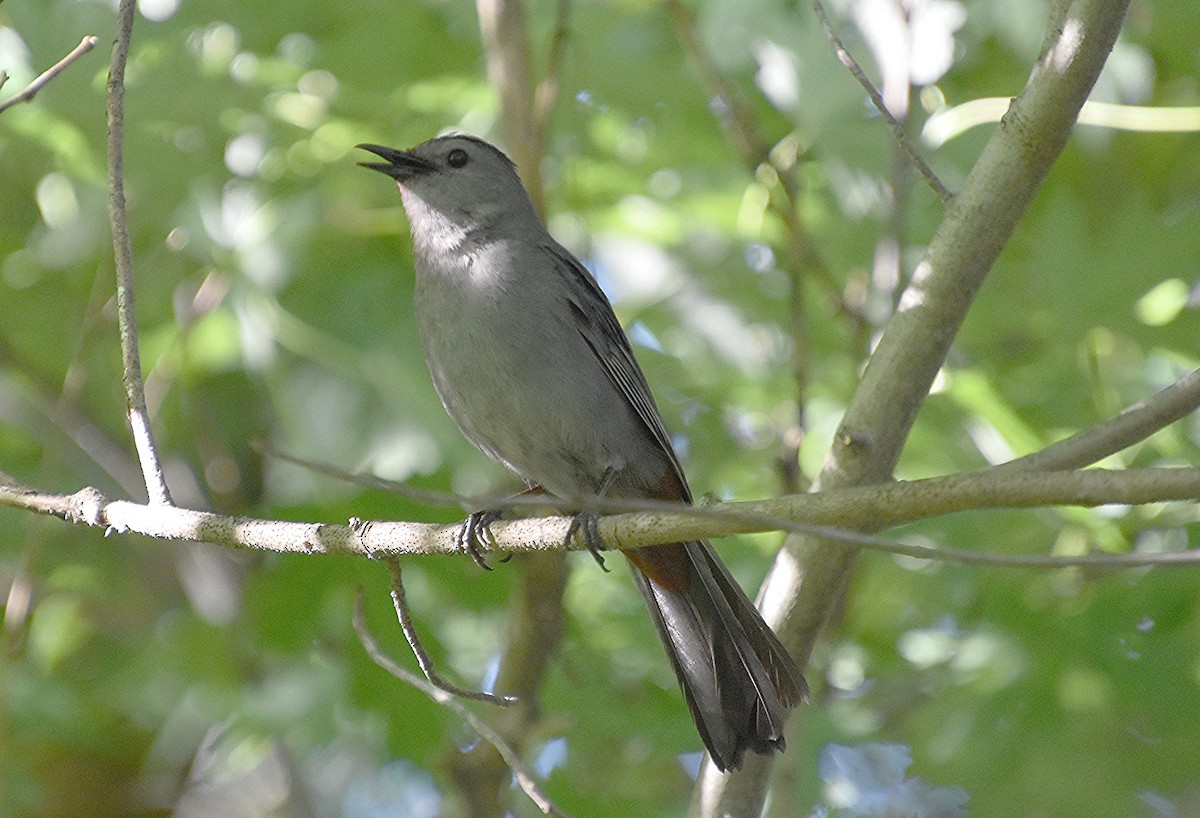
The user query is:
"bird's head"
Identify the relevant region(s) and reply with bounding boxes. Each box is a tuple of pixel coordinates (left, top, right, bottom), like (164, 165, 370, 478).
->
(358, 134, 540, 247)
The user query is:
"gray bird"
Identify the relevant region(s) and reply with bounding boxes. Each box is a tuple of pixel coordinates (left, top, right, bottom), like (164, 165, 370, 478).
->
(358, 134, 806, 771)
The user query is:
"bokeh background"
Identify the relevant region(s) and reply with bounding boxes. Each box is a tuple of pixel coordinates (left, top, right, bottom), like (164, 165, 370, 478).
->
(1, 0, 1198, 816)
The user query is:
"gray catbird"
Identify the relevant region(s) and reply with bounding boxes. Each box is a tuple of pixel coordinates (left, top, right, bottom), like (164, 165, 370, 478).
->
(358, 134, 806, 771)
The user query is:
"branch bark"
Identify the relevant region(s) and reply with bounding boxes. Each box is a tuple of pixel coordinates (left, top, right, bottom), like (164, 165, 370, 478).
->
(692, 1, 1135, 814)
(997, 368, 1200, 473)
(477, 0, 546, 216)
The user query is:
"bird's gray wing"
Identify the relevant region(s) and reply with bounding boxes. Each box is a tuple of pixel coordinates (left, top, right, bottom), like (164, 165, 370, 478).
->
(541, 241, 692, 502)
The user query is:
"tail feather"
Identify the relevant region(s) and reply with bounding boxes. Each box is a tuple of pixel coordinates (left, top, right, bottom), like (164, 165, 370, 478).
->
(626, 541, 807, 771)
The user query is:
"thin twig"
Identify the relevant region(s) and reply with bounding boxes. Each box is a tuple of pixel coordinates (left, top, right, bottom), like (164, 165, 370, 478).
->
(260, 443, 509, 511)
(376, 553, 517, 705)
(672, 504, 1200, 571)
(107, 0, 173, 505)
(0, 338, 145, 498)
(847, 532, 1200, 569)
(351, 593, 570, 818)
(0, 36, 98, 115)
(998, 368, 1200, 473)
(810, 0, 953, 202)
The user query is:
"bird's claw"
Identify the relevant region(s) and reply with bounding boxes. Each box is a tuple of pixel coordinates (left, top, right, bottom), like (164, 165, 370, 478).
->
(456, 509, 502, 570)
(566, 510, 609, 572)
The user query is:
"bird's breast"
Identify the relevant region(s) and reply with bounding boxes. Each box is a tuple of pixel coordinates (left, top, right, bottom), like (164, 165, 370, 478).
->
(410, 244, 666, 498)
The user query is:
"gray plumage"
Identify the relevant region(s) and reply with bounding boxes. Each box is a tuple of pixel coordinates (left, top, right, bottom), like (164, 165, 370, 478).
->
(358, 134, 806, 771)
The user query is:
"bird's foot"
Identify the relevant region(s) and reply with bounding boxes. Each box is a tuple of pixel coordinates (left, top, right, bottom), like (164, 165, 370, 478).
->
(455, 509, 502, 570)
(565, 510, 609, 572)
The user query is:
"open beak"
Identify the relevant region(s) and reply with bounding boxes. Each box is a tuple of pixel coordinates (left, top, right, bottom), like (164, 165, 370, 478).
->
(355, 143, 436, 180)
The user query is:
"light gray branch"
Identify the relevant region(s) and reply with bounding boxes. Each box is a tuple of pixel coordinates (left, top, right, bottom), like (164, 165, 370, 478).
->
(476, 0, 546, 215)
(3, 467, 1194, 566)
(106, 0, 173, 505)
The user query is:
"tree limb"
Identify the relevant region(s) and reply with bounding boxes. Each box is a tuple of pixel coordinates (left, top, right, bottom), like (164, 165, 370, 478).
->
(997, 368, 1200, 473)
(532, 0, 572, 143)
(107, 0, 173, 506)
(3, 466, 1194, 564)
(477, 0, 546, 216)
(695, 1, 1135, 814)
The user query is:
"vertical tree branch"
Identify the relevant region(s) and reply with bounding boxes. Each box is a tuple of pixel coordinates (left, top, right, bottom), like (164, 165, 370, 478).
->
(107, 0, 173, 505)
(772, 152, 816, 495)
(663, 0, 769, 161)
(692, 1, 1133, 815)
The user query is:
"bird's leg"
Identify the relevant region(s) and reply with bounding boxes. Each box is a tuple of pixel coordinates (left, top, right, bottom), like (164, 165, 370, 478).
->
(565, 468, 617, 572)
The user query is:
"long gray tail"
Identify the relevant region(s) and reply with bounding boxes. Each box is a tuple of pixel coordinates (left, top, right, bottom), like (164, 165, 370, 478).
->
(625, 540, 808, 771)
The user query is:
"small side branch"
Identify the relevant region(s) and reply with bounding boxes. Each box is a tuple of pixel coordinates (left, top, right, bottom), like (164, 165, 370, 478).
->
(106, 0, 173, 505)
(998, 368, 1200, 473)
(376, 553, 517, 706)
(0, 36, 98, 115)
(665, 0, 857, 494)
(810, 0, 952, 202)
(352, 594, 570, 818)
(664, 0, 767, 163)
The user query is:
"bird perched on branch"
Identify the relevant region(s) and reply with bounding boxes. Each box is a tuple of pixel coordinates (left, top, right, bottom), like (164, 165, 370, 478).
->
(358, 134, 806, 771)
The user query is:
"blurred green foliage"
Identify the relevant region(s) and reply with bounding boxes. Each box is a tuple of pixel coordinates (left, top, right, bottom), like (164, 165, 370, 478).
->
(0, 1, 1198, 816)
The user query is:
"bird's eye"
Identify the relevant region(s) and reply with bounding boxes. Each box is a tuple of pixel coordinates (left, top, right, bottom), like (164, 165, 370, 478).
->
(447, 148, 470, 168)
